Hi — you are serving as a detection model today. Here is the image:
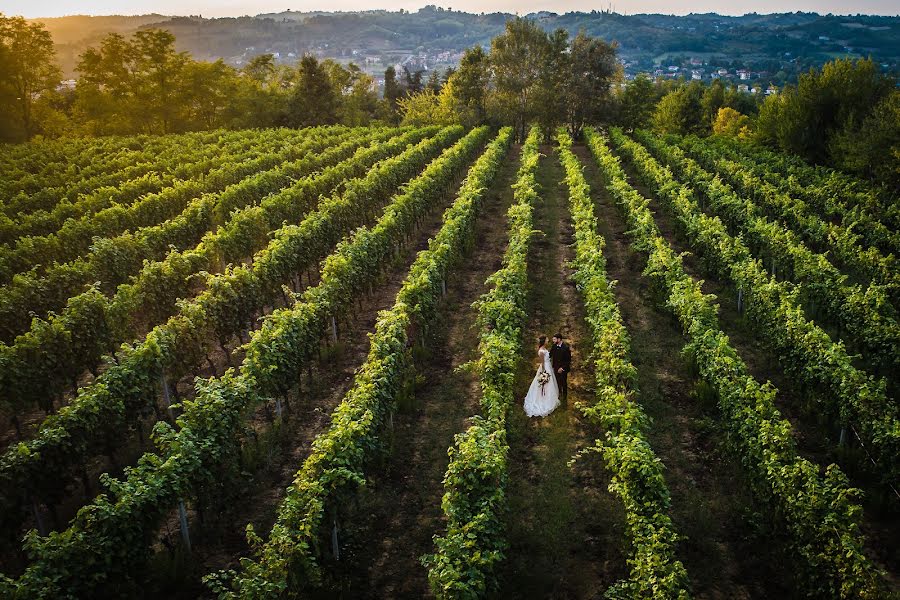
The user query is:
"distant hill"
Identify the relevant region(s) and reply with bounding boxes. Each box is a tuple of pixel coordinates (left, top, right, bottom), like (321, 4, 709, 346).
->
(31, 8, 899, 81)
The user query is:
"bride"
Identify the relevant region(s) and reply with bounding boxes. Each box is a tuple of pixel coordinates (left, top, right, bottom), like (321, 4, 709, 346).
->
(523, 335, 560, 417)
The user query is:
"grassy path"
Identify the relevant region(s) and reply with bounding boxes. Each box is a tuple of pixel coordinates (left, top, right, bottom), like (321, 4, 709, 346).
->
(500, 145, 627, 599)
(333, 143, 523, 599)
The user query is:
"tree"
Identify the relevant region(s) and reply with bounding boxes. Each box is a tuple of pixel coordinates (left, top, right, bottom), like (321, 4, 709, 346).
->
(564, 30, 620, 137)
(243, 53, 276, 84)
(286, 54, 339, 127)
(130, 29, 189, 133)
(445, 46, 489, 126)
(382, 65, 402, 121)
(652, 82, 704, 135)
(828, 90, 899, 188)
(618, 74, 656, 131)
(75, 29, 189, 134)
(402, 65, 424, 95)
(324, 61, 378, 125)
(489, 17, 548, 141)
(756, 58, 893, 163)
(0, 14, 61, 140)
(398, 88, 455, 126)
(700, 78, 726, 130)
(533, 28, 569, 138)
(179, 59, 237, 129)
(233, 53, 288, 128)
(425, 70, 442, 93)
(712, 106, 752, 138)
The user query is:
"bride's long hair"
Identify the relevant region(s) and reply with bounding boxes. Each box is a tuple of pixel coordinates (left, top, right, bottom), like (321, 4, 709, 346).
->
(537, 335, 547, 349)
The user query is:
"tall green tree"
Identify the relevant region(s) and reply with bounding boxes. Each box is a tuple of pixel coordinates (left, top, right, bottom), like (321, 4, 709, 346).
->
(618, 74, 657, 131)
(651, 81, 705, 135)
(828, 90, 899, 187)
(382, 65, 402, 121)
(286, 54, 339, 127)
(76, 29, 190, 134)
(488, 17, 547, 141)
(233, 53, 288, 128)
(533, 28, 569, 138)
(564, 30, 620, 137)
(0, 14, 61, 140)
(445, 46, 489, 126)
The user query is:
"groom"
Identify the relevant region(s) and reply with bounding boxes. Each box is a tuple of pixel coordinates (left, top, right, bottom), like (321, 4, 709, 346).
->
(550, 332, 571, 403)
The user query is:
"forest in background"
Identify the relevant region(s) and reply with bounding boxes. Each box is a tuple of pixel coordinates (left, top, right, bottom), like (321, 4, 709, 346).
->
(1, 12, 897, 188)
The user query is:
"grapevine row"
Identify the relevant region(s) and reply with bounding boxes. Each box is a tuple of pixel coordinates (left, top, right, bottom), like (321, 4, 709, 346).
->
(557, 129, 691, 598)
(0, 126, 371, 341)
(0, 127, 323, 283)
(0, 129, 269, 245)
(0, 129, 252, 223)
(708, 134, 899, 230)
(0, 126, 409, 420)
(676, 134, 900, 258)
(661, 133, 900, 295)
(609, 128, 900, 487)
(634, 131, 900, 373)
(586, 127, 883, 599)
(0, 129, 229, 206)
(423, 126, 538, 599)
(0, 125, 496, 599)
(0, 127, 461, 540)
(205, 125, 511, 600)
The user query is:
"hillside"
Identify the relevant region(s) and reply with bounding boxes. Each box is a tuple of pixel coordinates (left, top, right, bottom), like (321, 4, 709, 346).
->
(32, 8, 899, 80)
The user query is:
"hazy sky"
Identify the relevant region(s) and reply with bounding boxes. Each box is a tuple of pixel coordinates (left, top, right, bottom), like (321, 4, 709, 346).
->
(3, 0, 898, 18)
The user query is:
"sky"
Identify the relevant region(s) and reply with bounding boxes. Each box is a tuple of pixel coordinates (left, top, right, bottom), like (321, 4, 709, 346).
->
(2, 0, 898, 18)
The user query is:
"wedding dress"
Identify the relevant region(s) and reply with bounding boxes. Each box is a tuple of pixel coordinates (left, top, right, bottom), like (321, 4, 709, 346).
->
(523, 347, 560, 417)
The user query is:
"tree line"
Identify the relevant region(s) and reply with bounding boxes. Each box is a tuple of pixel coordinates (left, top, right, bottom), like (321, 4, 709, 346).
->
(0, 15, 388, 140)
(1, 12, 895, 188)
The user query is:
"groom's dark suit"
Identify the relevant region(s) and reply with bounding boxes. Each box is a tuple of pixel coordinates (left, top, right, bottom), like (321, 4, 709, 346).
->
(549, 341, 571, 401)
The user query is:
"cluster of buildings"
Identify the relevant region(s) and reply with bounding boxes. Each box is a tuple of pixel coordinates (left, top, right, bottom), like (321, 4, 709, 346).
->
(622, 58, 779, 95)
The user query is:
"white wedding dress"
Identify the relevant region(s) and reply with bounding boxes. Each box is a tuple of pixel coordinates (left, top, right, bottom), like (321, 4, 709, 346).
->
(523, 347, 560, 417)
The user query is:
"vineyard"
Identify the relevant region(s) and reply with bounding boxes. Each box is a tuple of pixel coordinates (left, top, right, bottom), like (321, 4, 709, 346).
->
(0, 124, 897, 599)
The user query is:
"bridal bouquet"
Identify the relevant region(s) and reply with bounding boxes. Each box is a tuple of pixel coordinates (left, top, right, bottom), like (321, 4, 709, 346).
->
(537, 369, 551, 394)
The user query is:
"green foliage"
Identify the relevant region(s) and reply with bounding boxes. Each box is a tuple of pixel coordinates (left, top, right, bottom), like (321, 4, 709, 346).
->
(286, 54, 340, 127)
(711, 107, 752, 138)
(559, 129, 690, 599)
(643, 130, 900, 374)
(827, 90, 900, 187)
(564, 31, 621, 136)
(445, 46, 489, 127)
(207, 126, 510, 598)
(755, 58, 894, 173)
(0, 126, 459, 545)
(424, 126, 537, 599)
(0, 14, 61, 141)
(617, 74, 657, 131)
(651, 81, 705, 135)
(594, 126, 885, 598)
(398, 89, 457, 127)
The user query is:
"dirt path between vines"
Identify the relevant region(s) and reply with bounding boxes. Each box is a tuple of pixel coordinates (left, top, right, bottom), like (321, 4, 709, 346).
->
(500, 145, 627, 599)
(332, 143, 523, 599)
(144, 147, 485, 600)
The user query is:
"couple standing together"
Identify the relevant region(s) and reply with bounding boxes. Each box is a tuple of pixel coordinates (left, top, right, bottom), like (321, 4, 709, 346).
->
(523, 333, 571, 418)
